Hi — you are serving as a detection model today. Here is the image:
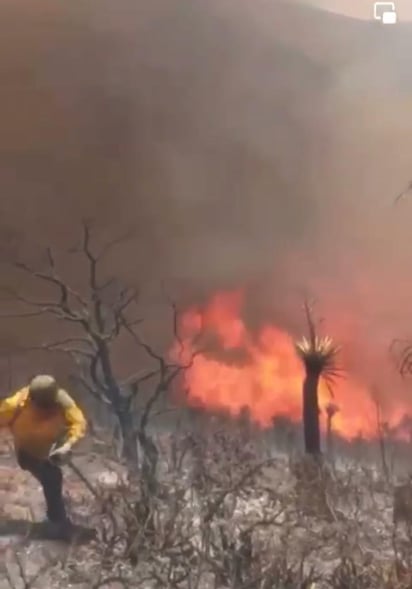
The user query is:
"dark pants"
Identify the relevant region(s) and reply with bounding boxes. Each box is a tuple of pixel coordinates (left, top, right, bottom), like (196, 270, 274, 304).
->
(17, 450, 68, 524)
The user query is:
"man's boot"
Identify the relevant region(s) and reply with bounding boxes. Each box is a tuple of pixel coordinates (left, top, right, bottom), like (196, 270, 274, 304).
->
(44, 517, 74, 541)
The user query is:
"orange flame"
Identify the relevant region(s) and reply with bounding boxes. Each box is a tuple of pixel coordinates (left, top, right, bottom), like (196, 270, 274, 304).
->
(171, 289, 411, 440)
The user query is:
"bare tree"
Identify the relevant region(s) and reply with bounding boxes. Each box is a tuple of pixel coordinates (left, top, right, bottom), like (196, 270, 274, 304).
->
(0, 220, 199, 477)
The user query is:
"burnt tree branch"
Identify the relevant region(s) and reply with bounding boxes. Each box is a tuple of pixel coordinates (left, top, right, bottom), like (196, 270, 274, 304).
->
(1, 222, 201, 473)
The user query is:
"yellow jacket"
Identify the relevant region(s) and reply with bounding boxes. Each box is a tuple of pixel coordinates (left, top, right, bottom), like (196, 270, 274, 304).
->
(0, 387, 87, 459)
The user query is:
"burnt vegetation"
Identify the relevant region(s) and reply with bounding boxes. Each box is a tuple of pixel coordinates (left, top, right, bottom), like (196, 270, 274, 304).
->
(0, 221, 200, 478)
(1, 225, 412, 588)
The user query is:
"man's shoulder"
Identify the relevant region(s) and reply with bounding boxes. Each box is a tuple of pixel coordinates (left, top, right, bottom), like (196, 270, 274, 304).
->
(12, 387, 30, 403)
(55, 389, 76, 409)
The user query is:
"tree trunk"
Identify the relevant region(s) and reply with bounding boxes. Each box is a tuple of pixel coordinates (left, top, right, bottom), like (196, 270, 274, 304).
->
(116, 405, 139, 467)
(96, 343, 139, 467)
(326, 418, 333, 459)
(302, 370, 321, 455)
(138, 430, 159, 495)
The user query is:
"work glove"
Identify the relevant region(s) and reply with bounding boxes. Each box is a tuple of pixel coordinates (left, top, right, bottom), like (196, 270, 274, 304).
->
(48, 443, 72, 465)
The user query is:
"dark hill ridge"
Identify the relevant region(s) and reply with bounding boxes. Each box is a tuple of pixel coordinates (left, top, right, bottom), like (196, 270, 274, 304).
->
(0, 0, 342, 287)
(0, 0, 395, 250)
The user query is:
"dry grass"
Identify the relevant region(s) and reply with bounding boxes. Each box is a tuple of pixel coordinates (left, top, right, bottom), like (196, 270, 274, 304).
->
(1, 421, 412, 588)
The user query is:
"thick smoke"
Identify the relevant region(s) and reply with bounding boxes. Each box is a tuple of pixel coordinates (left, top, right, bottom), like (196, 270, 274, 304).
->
(1, 0, 412, 415)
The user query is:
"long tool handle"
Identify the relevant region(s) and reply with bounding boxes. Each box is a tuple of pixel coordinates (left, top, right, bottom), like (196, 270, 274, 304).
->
(66, 458, 100, 499)
(49, 442, 100, 498)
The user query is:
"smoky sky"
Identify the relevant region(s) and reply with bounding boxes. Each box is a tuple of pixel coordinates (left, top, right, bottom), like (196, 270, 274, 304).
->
(0, 0, 412, 409)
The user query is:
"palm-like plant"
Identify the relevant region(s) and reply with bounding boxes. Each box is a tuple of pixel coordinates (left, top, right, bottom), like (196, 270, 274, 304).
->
(295, 301, 341, 455)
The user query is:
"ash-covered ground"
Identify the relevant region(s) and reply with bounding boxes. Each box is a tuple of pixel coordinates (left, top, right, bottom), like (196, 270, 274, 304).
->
(1, 416, 412, 589)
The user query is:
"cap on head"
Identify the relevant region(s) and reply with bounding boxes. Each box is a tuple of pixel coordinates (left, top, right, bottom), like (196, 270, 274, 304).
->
(29, 374, 58, 405)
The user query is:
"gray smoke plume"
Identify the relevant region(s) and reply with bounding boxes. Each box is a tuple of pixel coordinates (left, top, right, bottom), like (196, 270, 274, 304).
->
(0, 0, 412, 419)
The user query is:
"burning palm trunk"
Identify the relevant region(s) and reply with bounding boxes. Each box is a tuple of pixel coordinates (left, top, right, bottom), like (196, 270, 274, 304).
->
(301, 366, 321, 454)
(295, 302, 340, 456)
(325, 402, 339, 461)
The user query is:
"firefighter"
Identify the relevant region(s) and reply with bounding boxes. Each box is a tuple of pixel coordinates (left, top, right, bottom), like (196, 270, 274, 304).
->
(0, 374, 87, 537)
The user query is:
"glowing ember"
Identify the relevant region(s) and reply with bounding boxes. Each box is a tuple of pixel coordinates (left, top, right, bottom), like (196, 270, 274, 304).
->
(171, 289, 405, 440)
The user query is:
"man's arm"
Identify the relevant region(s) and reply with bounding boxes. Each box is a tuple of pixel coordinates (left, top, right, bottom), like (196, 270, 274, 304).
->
(56, 389, 87, 448)
(0, 388, 28, 428)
